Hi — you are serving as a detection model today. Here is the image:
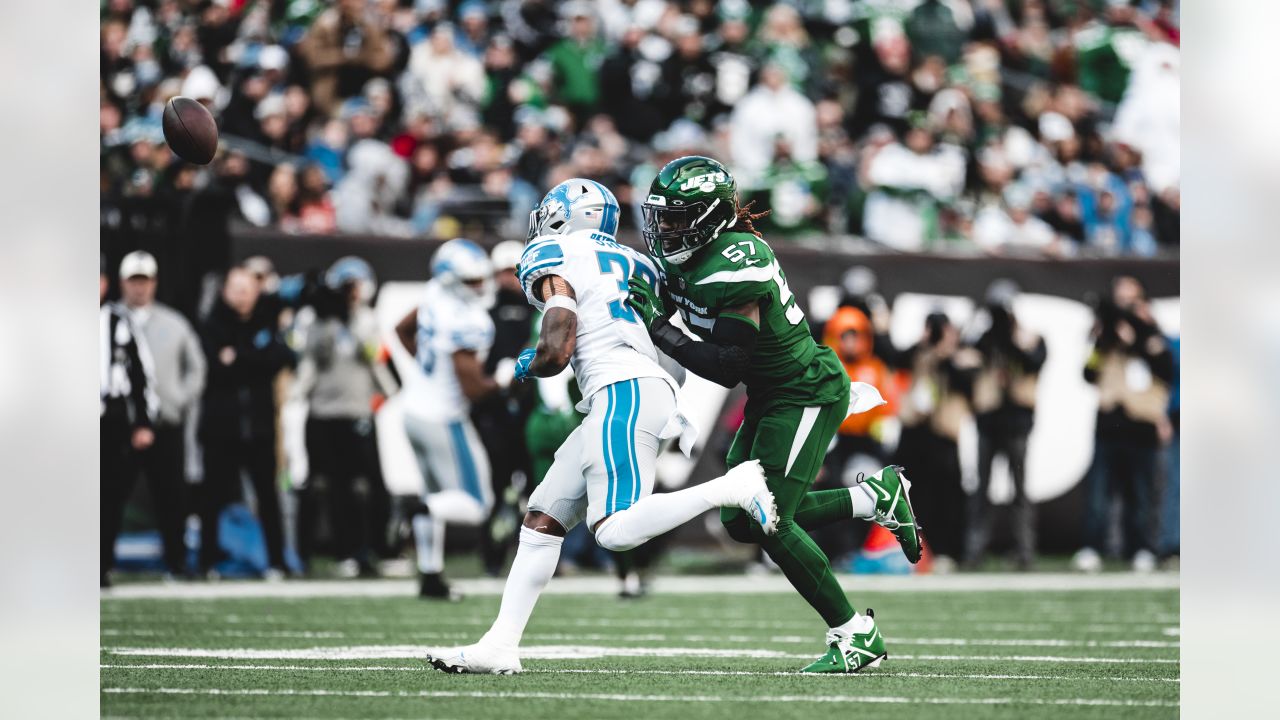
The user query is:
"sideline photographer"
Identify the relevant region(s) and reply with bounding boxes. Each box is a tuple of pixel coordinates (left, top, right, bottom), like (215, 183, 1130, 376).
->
(1073, 276, 1174, 573)
(291, 257, 396, 577)
(895, 310, 976, 566)
(963, 280, 1047, 570)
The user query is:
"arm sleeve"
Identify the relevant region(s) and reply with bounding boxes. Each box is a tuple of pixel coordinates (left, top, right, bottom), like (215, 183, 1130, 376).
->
(649, 313, 758, 389)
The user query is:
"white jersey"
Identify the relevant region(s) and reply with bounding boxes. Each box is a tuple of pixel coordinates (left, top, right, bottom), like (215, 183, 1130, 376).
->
(403, 279, 495, 421)
(518, 229, 677, 410)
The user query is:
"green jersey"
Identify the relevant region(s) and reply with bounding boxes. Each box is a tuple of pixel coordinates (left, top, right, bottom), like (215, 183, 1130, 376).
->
(657, 230, 848, 408)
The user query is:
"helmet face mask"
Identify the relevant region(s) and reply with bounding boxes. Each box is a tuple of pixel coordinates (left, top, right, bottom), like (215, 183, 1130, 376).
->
(641, 156, 737, 265)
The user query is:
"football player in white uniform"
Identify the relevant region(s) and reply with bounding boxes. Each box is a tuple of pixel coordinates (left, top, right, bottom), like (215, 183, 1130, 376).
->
(394, 238, 513, 600)
(425, 179, 776, 674)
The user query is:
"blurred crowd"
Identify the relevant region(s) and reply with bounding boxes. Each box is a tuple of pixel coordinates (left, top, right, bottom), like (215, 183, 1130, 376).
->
(102, 0, 1179, 257)
(99, 240, 1180, 588)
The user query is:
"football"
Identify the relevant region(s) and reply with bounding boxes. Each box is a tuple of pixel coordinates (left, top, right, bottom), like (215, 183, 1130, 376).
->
(161, 96, 218, 165)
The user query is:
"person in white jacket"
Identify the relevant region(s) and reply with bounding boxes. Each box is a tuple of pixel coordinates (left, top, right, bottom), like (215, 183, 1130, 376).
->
(400, 24, 486, 123)
(728, 62, 817, 189)
(861, 122, 966, 251)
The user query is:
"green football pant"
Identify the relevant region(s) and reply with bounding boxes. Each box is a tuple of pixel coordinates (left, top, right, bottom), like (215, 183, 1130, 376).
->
(524, 407, 583, 488)
(721, 395, 855, 627)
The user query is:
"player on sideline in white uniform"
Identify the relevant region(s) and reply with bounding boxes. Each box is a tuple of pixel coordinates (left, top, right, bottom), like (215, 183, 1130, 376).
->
(394, 239, 516, 600)
(425, 179, 777, 674)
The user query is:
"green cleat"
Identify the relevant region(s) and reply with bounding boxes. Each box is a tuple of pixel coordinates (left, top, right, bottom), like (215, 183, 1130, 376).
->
(799, 609, 888, 673)
(859, 466, 922, 563)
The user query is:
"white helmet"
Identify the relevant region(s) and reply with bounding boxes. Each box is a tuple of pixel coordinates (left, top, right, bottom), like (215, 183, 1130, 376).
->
(527, 178, 620, 242)
(431, 238, 494, 305)
(325, 256, 377, 303)
(490, 240, 524, 272)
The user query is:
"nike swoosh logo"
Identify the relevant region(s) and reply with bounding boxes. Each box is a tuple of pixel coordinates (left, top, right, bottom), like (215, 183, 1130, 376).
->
(868, 482, 891, 503)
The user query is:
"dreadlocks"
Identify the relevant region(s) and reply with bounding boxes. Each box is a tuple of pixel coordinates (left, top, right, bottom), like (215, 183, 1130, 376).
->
(733, 200, 771, 238)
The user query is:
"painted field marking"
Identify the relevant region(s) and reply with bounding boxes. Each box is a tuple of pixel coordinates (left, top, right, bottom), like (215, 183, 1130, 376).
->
(100, 663, 1180, 684)
(100, 572, 1179, 600)
(99, 614, 1182, 636)
(97, 628, 1179, 649)
(101, 687, 1178, 708)
(105, 645, 1181, 664)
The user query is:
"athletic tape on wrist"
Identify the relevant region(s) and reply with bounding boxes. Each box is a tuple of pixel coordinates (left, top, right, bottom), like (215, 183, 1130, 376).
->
(544, 295, 578, 313)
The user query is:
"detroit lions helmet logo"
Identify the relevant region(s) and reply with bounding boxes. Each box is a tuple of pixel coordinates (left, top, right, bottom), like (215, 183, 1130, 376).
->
(527, 179, 620, 242)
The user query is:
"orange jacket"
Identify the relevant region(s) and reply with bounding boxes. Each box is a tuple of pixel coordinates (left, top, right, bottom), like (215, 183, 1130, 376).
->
(824, 307, 893, 436)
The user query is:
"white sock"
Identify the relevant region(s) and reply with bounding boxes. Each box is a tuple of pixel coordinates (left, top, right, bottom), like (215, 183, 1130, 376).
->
(413, 514, 445, 574)
(830, 611, 872, 639)
(593, 480, 731, 552)
(480, 526, 564, 648)
(849, 485, 876, 519)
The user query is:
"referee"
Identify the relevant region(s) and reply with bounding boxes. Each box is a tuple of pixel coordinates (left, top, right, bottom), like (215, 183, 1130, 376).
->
(101, 258, 157, 588)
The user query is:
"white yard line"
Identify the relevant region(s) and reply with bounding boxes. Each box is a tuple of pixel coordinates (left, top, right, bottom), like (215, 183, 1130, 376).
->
(99, 628, 1178, 649)
(101, 572, 1178, 600)
(101, 687, 1178, 708)
(104, 645, 1180, 664)
(98, 612, 1178, 630)
(100, 663, 1179, 683)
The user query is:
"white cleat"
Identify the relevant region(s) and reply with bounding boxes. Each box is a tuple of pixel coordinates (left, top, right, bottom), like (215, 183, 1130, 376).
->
(726, 459, 778, 536)
(424, 642, 522, 675)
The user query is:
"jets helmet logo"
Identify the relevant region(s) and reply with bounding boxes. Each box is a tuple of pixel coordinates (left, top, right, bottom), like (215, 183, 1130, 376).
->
(679, 171, 727, 193)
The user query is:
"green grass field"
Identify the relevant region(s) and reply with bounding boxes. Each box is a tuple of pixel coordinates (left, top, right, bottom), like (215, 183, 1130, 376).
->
(101, 577, 1178, 719)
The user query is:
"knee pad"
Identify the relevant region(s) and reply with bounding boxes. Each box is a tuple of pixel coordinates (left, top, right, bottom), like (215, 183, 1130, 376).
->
(592, 515, 639, 553)
(426, 490, 487, 525)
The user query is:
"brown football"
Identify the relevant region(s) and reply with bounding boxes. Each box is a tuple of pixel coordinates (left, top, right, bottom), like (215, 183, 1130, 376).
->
(162, 96, 218, 165)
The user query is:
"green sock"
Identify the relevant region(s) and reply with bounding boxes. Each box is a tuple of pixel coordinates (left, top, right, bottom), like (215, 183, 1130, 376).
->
(794, 489, 853, 531)
(760, 519, 856, 627)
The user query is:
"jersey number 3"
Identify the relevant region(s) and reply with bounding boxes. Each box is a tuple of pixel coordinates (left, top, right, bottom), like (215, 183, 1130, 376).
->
(596, 251, 655, 324)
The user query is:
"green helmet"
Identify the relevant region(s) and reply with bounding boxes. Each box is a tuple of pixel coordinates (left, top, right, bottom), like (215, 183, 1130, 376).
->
(641, 155, 738, 265)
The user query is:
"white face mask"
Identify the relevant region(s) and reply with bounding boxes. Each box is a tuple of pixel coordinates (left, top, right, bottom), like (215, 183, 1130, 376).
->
(667, 248, 696, 265)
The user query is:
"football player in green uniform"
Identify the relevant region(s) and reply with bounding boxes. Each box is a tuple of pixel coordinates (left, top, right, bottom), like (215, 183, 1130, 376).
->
(628, 155, 922, 673)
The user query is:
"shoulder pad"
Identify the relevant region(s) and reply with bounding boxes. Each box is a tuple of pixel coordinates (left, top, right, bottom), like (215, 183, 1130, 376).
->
(518, 238, 567, 303)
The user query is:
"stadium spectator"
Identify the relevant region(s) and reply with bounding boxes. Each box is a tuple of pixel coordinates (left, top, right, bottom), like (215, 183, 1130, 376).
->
(815, 306, 895, 560)
(401, 23, 486, 124)
(295, 0, 398, 116)
(293, 258, 392, 578)
(101, 259, 157, 588)
(729, 62, 817, 189)
(905, 0, 966, 65)
(293, 164, 339, 234)
(543, 3, 607, 122)
(894, 311, 974, 567)
(1073, 276, 1174, 573)
(860, 118, 965, 251)
(119, 251, 207, 578)
(972, 184, 1063, 256)
(334, 140, 412, 236)
(962, 280, 1047, 571)
(835, 266, 904, 370)
(748, 135, 830, 237)
(198, 267, 295, 579)
(99, 0, 1181, 258)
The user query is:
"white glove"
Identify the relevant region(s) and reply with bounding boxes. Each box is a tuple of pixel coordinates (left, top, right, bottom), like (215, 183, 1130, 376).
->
(493, 356, 517, 389)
